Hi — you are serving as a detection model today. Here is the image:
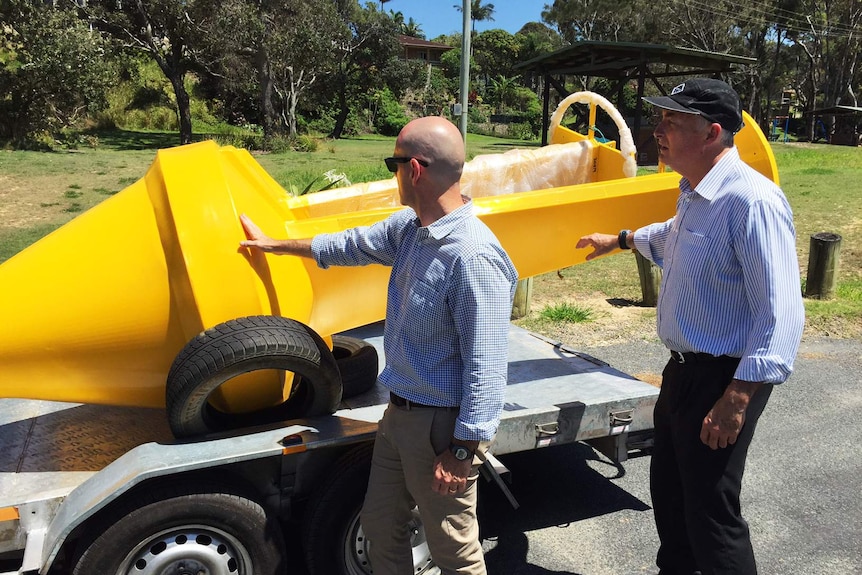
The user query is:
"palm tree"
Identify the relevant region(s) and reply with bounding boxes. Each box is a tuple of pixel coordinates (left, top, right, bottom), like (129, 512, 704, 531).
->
(489, 75, 517, 114)
(401, 18, 425, 39)
(453, 0, 495, 34)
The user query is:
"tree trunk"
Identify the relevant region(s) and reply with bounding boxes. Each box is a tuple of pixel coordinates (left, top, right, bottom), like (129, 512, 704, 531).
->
(155, 40, 192, 145)
(258, 49, 277, 139)
(175, 77, 193, 145)
(330, 81, 349, 139)
(163, 68, 192, 145)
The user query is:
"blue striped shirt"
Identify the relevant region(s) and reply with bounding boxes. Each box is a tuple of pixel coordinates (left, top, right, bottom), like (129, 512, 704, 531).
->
(312, 201, 518, 441)
(633, 147, 804, 384)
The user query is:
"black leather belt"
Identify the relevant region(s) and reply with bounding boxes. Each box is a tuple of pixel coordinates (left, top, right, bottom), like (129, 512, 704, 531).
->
(670, 350, 736, 364)
(389, 392, 458, 411)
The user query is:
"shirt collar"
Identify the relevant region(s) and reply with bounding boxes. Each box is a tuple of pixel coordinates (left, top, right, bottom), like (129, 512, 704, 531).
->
(680, 146, 740, 200)
(417, 197, 473, 241)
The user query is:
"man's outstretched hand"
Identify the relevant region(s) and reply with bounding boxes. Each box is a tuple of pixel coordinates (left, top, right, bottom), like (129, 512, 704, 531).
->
(239, 214, 277, 252)
(575, 233, 618, 261)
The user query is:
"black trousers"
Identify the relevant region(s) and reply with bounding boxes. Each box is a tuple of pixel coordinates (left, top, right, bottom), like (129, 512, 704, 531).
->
(651, 356, 772, 575)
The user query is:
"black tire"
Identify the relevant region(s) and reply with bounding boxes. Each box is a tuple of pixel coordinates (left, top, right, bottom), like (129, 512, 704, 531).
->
(302, 443, 437, 575)
(72, 484, 286, 575)
(166, 315, 342, 438)
(332, 335, 379, 399)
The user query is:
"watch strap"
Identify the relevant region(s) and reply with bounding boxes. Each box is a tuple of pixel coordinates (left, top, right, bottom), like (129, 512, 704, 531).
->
(618, 229, 632, 250)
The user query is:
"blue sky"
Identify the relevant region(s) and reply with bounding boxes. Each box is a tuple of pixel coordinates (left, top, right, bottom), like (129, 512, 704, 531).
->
(380, 0, 552, 40)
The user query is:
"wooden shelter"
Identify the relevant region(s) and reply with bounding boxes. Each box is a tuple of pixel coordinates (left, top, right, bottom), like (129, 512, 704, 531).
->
(805, 105, 862, 146)
(514, 41, 756, 161)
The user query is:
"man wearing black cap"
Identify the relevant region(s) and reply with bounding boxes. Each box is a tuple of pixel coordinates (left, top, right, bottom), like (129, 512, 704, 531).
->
(577, 78, 804, 575)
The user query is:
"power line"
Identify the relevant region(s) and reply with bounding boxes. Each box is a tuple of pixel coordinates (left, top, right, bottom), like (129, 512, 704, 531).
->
(668, 0, 861, 39)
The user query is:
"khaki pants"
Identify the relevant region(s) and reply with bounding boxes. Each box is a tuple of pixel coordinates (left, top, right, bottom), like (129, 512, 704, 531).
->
(360, 403, 486, 575)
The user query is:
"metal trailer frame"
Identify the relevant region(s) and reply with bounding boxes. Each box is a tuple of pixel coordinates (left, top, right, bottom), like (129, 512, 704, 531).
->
(0, 324, 658, 575)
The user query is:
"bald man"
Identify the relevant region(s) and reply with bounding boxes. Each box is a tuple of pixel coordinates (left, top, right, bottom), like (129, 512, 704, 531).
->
(241, 116, 518, 575)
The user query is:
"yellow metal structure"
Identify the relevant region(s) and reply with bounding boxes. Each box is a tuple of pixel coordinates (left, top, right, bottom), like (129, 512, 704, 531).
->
(0, 97, 776, 412)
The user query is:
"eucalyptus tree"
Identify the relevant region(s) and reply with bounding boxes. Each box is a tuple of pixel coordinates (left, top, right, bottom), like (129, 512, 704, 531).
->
(201, 0, 346, 139)
(783, 0, 862, 137)
(791, 0, 861, 107)
(70, 0, 205, 144)
(542, 0, 656, 43)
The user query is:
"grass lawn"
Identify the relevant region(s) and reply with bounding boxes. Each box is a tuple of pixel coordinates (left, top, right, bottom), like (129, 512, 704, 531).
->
(1, 130, 859, 343)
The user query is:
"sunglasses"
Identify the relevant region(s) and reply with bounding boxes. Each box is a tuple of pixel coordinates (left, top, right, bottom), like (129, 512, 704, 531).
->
(384, 156, 429, 173)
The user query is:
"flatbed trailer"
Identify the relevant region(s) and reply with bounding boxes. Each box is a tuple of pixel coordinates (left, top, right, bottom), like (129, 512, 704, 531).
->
(0, 323, 657, 575)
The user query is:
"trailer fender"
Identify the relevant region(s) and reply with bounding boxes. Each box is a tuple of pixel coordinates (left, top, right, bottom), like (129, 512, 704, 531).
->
(39, 424, 314, 573)
(71, 483, 285, 575)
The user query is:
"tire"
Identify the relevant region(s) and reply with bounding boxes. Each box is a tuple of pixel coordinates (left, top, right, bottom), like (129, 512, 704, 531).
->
(166, 315, 342, 438)
(332, 335, 379, 399)
(72, 484, 286, 575)
(303, 443, 438, 575)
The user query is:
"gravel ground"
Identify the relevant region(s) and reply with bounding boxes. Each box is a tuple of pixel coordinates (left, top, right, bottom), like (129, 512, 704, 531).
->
(478, 336, 862, 575)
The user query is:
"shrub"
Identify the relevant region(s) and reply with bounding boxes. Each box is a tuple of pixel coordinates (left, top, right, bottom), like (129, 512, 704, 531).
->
(509, 122, 537, 141)
(539, 302, 594, 323)
(372, 88, 409, 137)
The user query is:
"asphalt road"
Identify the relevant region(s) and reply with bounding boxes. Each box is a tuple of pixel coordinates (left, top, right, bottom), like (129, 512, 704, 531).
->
(477, 336, 862, 575)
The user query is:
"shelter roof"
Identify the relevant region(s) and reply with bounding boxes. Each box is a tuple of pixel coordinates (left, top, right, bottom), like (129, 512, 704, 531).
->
(514, 40, 755, 78)
(805, 105, 862, 116)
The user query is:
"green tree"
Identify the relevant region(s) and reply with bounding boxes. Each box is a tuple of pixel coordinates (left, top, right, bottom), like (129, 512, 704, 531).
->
(0, 2, 111, 145)
(514, 23, 563, 95)
(71, 0, 203, 144)
(206, 0, 346, 139)
(326, 1, 405, 139)
(472, 28, 519, 85)
(542, 0, 657, 43)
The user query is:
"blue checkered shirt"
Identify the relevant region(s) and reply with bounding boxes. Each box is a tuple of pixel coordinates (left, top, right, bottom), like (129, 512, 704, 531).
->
(633, 147, 804, 384)
(312, 201, 518, 441)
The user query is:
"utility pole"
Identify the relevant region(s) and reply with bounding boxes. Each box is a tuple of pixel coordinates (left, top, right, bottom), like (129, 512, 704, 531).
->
(458, 0, 471, 145)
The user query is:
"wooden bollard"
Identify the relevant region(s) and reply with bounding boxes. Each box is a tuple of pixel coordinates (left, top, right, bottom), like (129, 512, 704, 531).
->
(511, 277, 533, 319)
(635, 250, 662, 307)
(805, 232, 842, 299)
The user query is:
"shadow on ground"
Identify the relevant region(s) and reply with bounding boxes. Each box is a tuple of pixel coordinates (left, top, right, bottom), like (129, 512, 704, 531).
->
(480, 442, 651, 575)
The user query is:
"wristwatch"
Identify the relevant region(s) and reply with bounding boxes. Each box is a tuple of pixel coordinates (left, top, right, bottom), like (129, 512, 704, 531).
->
(618, 229, 632, 250)
(449, 443, 474, 461)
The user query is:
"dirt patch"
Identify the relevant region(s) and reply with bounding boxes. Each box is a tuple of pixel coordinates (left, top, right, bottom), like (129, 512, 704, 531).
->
(514, 292, 659, 348)
(0, 174, 77, 228)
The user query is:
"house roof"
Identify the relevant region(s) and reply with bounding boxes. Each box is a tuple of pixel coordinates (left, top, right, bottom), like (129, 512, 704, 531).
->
(398, 35, 454, 51)
(514, 40, 755, 78)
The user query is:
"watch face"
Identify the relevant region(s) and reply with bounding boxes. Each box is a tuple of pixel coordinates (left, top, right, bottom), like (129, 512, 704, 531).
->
(451, 445, 471, 460)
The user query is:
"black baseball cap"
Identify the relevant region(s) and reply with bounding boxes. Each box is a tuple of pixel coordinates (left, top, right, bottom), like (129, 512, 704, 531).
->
(643, 78, 744, 133)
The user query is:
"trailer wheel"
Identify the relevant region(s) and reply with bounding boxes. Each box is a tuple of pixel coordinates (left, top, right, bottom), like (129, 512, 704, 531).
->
(72, 484, 285, 575)
(332, 335, 379, 399)
(166, 315, 342, 438)
(303, 443, 438, 575)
